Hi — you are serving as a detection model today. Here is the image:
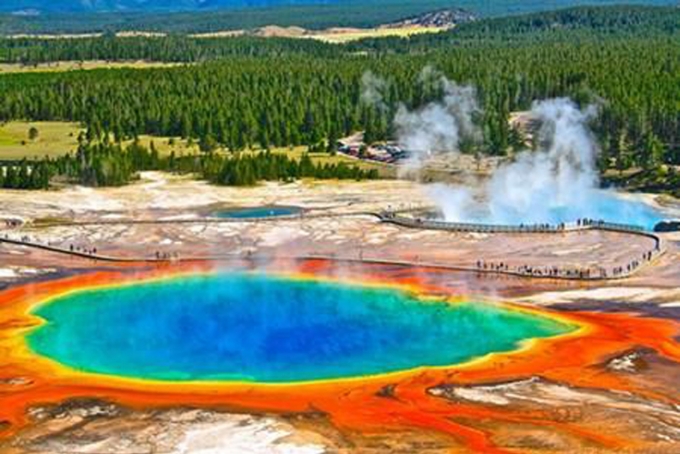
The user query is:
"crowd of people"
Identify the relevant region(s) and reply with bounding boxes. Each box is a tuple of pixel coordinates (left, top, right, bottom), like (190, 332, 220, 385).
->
(4, 219, 22, 229)
(155, 251, 181, 261)
(476, 260, 599, 278)
(2, 236, 97, 259)
(610, 250, 657, 277)
(69, 244, 98, 256)
(0, 232, 185, 262)
(577, 218, 610, 227)
(383, 210, 649, 235)
(0, 211, 663, 276)
(476, 246, 660, 280)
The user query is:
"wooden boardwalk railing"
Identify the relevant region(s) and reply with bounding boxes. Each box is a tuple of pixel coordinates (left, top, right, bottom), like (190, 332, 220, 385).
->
(0, 210, 665, 282)
(378, 212, 662, 250)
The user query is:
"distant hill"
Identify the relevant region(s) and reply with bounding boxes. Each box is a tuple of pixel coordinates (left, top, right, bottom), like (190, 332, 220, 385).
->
(0, 1, 678, 35)
(1, 1, 337, 14)
(386, 8, 477, 28)
(1, 0, 679, 15)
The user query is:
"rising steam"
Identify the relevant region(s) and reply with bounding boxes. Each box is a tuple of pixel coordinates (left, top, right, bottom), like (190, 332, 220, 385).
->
(395, 69, 481, 172)
(428, 98, 618, 225)
(360, 70, 388, 112)
(364, 68, 657, 227)
(486, 99, 600, 223)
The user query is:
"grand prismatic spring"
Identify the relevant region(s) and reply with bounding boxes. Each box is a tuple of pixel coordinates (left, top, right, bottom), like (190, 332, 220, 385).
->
(1, 242, 680, 453)
(26, 273, 573, 383)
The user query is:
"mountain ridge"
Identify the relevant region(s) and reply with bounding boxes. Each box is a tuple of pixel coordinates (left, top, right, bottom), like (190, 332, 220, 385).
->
(2, 1, 338, 14)
(4, 1, 679, 15)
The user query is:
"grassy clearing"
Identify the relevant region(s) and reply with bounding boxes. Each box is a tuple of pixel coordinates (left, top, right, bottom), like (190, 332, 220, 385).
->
(133, 137, 391, 175)
(0, 123, 189, 161)
(235, 145, 391, 176)
(307, 25, 448, 43)
(193, 24, 448, 43)
(282, 146, 393, 176)
(129, 135, 201, 156)
(0, 121, 82, 160)
(0, 121, 393, 177)
(0, 61, 186, 75)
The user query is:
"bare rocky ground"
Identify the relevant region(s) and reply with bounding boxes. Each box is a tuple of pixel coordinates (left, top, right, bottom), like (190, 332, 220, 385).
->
(3, 403, 333, 454)
(0, 172, 675, 287)
(2, 399, 468, 454)
(427, 348, 680, 453)
(4, 350, 680, 454)
(1, 173, 679, 453)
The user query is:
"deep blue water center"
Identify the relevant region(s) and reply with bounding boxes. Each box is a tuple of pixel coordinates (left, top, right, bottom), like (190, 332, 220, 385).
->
(28, 274, 572, 383)
(215, 206, 301, 219)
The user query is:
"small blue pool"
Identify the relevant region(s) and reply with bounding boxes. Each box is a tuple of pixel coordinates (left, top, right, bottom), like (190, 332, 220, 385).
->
(215, 206, 302, 219)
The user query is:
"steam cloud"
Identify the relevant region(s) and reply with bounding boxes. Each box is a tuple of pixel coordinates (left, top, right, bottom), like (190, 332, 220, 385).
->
(366, 68, 650, 226)
(431, 98, 604, 225)
(395, 68, 481, 172)
(360, 70, 388, 112)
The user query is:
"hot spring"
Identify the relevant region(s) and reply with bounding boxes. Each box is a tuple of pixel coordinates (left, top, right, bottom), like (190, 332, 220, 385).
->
(432, 188, 669, 231)
(214, 206, 302, 219)
(27, 274, 573, 383)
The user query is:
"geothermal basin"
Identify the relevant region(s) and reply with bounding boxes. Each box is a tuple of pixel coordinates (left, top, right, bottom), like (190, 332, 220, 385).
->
(26, 273, 572, 383)
(2, 170, 680, 453)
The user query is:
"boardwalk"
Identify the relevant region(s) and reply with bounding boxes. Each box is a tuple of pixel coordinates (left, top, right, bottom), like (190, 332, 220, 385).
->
(0, 234, 665, 282)
(0, 212, 664, 281)
(378, 212, 662, 250)
(377, 212, 664, 280)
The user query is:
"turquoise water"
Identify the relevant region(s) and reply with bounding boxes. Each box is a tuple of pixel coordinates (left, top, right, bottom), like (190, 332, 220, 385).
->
(27, 274, 572, 383)
(479, 191, 666, 230)
(523, 192, 665, 230)
(215, 206, 301, 219)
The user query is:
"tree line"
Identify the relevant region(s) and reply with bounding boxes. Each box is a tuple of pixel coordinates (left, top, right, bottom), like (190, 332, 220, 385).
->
(2, 6, 678, 65)
(0, 0, 463, 35)
(0, 6, 678, 178)
(1, 39, 677, 167)
(0, 35, 340, 65)
(1, 2, 677, 35)
(351, 4, 680, 52)
(0, 159, 51, 189)
(0, 140, 379, 190)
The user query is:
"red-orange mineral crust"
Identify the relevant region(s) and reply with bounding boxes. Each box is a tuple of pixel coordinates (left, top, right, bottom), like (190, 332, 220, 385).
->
(0, 260, 678, 453)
